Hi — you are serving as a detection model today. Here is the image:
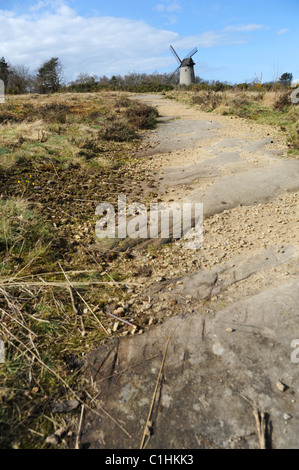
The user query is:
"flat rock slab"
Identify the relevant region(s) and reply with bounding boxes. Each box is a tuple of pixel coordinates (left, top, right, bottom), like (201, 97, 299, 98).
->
(82, 280, 299, 449)
(188, 160, 299, 216)
(160, 152, 242, 186)
(139, 119, 221, 155)
(150, 245, 298, 300)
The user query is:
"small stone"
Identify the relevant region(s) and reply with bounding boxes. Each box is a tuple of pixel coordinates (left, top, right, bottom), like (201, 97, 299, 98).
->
(226, 328, 235, 333)
(113, 322, 119, 332)
(283, 413, 292, 421)
(276, 381, 287, 392)
(113, 307, 124, 315)
(51, 399, 80, 414)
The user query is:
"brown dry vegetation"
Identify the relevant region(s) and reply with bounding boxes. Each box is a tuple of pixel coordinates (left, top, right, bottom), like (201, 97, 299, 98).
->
(0, 92, 159, 448)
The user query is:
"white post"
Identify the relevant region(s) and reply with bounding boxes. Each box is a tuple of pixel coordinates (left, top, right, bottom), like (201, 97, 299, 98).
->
(0, 79, 4, 103)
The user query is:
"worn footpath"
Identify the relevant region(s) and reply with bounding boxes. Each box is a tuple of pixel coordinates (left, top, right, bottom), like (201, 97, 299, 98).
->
(81, 94, 299, 449)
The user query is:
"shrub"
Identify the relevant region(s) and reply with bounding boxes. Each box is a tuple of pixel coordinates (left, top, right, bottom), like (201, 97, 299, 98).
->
(36, 102, 71, 123)
(100, 119, 138, 142)
(192, 91, 223, 110)
(125, 103, 159, 129)
(115, 96, 131, 108)
(273, 92, 291, 111)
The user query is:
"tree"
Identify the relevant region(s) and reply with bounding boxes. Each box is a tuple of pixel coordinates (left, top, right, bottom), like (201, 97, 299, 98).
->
(279, 72, 293, 86)
(36, 57, 64, 93)
(71, 73, 98, 86)
(7, 64, 34, 94)
(0, 57, 10, 87)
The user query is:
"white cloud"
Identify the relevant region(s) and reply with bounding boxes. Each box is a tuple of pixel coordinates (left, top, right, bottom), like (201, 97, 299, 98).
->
(224, 24, 266, 32)
(154, 0, 182, 25)
(154, 1, 182, 13)
(277, 28, 290, 35)
(0, 2, 266, 81)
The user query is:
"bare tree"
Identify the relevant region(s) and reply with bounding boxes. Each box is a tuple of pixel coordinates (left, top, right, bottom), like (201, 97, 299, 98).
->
(8, 64, 35, 94)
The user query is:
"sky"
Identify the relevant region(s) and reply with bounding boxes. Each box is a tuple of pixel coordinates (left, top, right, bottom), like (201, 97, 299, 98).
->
(0, 0, 298, 84)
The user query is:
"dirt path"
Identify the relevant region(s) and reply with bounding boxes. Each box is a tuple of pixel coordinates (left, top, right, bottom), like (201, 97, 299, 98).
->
(81, 94, 299, 449)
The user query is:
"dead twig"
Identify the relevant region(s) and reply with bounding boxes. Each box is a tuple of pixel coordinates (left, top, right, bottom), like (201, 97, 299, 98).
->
(253, 409, 266, 450)
(240, 393, 268, 449)
(75, 404, 84, 449)
(140, 323, 174, 450)
(105, 311, 136, 328)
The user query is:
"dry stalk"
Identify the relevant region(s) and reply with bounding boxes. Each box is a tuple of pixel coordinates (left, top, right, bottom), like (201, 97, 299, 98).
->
(58, 262, 109, 335)
(75, 404, 84, 449)
(140, 322, 174, 450)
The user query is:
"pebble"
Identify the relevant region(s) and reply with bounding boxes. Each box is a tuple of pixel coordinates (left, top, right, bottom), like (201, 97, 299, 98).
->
(283, 413, 292, 421)
(276, 381, 287, 392)
(113, 307, 125, 315)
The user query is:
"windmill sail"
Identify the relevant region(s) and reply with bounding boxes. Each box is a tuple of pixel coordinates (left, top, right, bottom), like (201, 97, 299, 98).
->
(169, 45, 182, 65)
(169, 45, 198, 85)
(183, 47, 198, 60)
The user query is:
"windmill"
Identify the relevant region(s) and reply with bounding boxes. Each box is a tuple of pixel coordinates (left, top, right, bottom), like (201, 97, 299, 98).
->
(170, 45, 198, 85)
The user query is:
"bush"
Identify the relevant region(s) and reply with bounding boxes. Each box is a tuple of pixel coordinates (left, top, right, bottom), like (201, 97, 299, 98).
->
(273, 92, 291, 111)
(36, 102, 71, 123)
(100, 119, 138, 142)
(125, 103, 159, 129)
(192, 91, 223, 110)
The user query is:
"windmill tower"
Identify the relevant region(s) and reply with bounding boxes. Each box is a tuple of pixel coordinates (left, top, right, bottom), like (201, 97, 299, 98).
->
(170, 45, 198, 85)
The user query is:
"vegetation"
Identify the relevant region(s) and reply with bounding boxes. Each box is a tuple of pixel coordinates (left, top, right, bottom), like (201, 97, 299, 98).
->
(0, 52, 297, 96)
(0, 92, 159, 448)
(279, 72, 293, 87)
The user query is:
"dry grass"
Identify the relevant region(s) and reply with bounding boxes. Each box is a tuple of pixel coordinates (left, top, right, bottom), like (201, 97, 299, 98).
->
(0, 91, 159, 448)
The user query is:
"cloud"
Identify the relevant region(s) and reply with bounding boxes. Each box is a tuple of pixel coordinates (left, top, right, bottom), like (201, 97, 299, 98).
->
(154, 1, 182, 13)
(277, 28, 290, 35)
(224, 24, 267, 32)
(154, 0, 182, 25)
(0, 2, 266, 81)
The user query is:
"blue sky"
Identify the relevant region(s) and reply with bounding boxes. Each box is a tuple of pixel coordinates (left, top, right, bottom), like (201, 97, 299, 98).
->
(0, 0, 298, 83)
